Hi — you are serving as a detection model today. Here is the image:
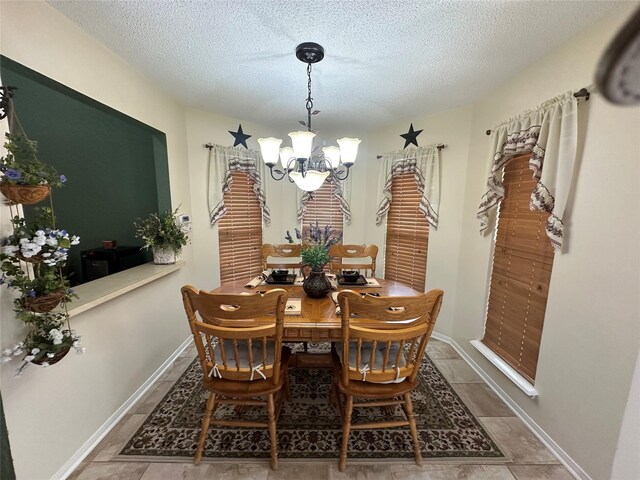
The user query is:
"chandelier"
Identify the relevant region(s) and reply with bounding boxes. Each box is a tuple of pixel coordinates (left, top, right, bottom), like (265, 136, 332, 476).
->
(258, 42, 361, 192)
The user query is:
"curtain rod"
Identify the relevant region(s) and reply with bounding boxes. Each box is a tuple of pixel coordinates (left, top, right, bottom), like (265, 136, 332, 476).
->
(376, 143, 446, 159)
(485, 88, 590, 136)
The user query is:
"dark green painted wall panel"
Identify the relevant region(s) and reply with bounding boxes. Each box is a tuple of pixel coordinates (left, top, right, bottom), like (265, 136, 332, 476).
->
(1, 56, 170, 284)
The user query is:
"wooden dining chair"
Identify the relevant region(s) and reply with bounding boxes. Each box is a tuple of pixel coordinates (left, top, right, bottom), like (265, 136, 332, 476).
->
(262, 243, 303, 271)
(262, 243, 311, 352)
(181, 286, 290, 470)
(328, 244, 378, 277)
(331, 289, 444, 471)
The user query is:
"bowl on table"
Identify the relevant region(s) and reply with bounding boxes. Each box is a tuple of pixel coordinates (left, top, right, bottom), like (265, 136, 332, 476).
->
(341, 270, 360, 282)
(271, 269, 289, 282)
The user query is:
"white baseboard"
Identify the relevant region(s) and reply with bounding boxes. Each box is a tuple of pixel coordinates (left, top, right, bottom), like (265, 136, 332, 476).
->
(53, 336, 193, 480)
(430, 332, 590, 480)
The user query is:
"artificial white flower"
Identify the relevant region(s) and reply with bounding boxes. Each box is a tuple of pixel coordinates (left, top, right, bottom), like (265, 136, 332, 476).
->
(47, 353, 55, 358)
(45, 237, 58, 247)
(35, 230, 45, 236)
(31, 348, 40, 355)
(24, 355, 35, 362)
(70, 236, 80, 245)
(12, 349, 23, 356)
(20, 242, 42, 257)
(34, 236, 46, 246)
(41, 362, 50, 367)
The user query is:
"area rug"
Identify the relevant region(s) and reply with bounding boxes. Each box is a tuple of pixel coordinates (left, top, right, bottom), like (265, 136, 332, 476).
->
(119, 351, 503, 461)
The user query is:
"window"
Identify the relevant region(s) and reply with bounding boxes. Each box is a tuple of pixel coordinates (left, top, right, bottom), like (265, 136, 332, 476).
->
(384, 173, 429, 292)
(1, 56, 171, 285)
(301, 179, 344, 240)
(218, 171, 263, 283)
(482, 154, 555, 384)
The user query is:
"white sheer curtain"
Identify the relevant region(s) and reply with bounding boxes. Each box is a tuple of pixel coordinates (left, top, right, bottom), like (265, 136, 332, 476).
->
(375, 145, 440, 229)
(477, 90, 580, 251)
(207, 144, 270, 226)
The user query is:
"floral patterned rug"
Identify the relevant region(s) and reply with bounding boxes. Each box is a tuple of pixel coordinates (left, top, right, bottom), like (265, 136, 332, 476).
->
(119, 354, 503, 460)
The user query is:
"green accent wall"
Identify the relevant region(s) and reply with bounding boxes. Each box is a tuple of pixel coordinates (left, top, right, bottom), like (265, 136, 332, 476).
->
(1, 56, 171, 284)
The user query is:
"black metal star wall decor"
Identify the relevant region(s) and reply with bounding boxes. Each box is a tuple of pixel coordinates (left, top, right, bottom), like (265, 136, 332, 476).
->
(228, 124, 252, 149)
(400, 123, 423, 149)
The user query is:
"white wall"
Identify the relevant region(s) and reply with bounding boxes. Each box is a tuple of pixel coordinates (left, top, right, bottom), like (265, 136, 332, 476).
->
(360, 5, 640, 478)
(1, 1, 638, 479)
(365, 106, 473, 338)
(452, 5, 640, 480)
(0, 2, 194, 479)
(183, 109, 370, 288)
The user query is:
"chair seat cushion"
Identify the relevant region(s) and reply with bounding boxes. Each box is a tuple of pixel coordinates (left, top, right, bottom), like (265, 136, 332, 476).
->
(212, 339, 276, 370)
(206, 347, 291, 395)
(335, 342, 407, 383)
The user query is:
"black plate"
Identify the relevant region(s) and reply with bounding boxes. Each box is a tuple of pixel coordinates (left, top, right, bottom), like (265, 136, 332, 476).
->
(337, 274, 367, 285)
(266, 274, 297, 285)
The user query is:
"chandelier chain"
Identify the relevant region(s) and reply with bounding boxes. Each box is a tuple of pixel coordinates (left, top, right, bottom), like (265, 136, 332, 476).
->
(306, 63, 313, 132)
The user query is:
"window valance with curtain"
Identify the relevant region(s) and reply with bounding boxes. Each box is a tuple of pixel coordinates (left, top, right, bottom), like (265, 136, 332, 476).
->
(375, 146, 440, 229)
(297, 176, 351, 225)
(477, 91, 581, 251)
(207, 144, 270, 226)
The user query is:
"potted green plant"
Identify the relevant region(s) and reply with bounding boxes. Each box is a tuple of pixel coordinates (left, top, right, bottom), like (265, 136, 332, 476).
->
(300, 245, 330, 270)
(1, 208, 79, 312)
(0, 216, 82, 373)
(134, 208, 189, 264)
(286, 222, 341, 298)
(0, 132, 66, 204)
(4, 311, 85, 373)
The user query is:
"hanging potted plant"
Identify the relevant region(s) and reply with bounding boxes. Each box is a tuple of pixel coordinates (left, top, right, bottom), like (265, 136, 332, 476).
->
(0, 132, 66, 204)
(1, 208, 79, 312)
(4, 311, 85, 373)
(134, 208, 189, 265)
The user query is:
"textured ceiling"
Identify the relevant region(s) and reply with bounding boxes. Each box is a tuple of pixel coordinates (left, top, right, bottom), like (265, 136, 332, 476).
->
(48, 0, 620, 133)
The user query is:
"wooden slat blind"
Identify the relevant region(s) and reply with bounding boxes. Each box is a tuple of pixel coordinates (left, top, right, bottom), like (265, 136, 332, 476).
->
(218, 171, 263, 284)
(384, 172, 429, 292)
(301, 179, 344, 240)
(482, 154, 555, 384)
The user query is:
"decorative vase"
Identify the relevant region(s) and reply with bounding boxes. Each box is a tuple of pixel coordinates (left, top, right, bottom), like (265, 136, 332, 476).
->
(31, 346, 70, 366)
(152, 247, 176, 265)
(0, 183, 51, 205)
(22, 290, 66, 313)
(302, 267, 332, 298)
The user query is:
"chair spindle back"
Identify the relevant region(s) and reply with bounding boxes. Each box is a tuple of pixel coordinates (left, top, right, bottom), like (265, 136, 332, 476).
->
(262, 243, 303, 271)
(329, 244, 378, 277)
(181, 286, 288, 385)
(337, 289, 443, 385)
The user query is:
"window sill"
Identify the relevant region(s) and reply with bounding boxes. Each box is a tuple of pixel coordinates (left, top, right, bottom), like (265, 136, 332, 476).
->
(65, 261, 184, 318)
(470, 340, 539, 398)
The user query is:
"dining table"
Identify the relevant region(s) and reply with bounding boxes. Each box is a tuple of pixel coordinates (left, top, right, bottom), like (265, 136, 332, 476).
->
(209, 277, 421, 367)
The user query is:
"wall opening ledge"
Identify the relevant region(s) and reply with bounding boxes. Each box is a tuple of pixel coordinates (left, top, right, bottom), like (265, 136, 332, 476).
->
(65, 261, 184, 318)
(470, 340, 539, 398)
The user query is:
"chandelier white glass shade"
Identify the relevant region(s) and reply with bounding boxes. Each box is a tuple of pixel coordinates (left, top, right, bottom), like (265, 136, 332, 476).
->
(258, 42, 360, 192)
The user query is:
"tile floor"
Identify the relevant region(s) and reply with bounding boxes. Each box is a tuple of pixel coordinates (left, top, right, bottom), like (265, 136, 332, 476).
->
(68, 340, 574, 480)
